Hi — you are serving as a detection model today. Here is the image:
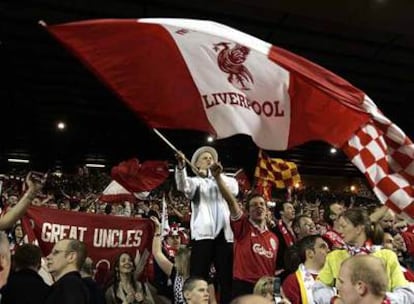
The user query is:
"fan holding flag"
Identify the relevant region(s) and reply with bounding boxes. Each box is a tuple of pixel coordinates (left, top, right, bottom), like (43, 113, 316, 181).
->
(175, 146, 238, 303)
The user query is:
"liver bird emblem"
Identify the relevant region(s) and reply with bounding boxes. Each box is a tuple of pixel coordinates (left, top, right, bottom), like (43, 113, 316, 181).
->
(214, 42, 254, 90)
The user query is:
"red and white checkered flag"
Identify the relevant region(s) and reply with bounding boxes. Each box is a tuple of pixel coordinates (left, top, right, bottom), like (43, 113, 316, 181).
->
(343, 96, 414, 218)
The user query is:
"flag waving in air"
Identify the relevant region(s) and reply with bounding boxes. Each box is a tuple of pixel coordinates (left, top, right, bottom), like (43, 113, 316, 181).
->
(111, 158, 169, 193)
(42, 18, 414, 218)
(100, 158, 169, 203)
(255, 150, 301, 189)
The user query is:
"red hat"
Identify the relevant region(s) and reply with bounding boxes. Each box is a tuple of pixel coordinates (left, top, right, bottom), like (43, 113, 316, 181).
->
(164, 224, 189, 245)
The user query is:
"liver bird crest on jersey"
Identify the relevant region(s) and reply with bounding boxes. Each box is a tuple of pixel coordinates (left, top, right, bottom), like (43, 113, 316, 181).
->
(214, 42, 254, 90)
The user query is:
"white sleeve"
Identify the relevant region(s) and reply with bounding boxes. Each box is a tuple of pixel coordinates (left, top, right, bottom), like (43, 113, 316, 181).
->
(222, 175, 239, 196)
(387, 285, 414, 304)
(175, 167, 199, 199)
(312, 281, 336, 304)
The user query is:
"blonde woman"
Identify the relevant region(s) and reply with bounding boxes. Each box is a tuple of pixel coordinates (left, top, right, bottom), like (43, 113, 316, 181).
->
(253, 276, 291, 304)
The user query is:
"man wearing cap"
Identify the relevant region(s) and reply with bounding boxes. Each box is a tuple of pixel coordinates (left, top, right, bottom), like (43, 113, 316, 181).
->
(175, 146, 239, 304)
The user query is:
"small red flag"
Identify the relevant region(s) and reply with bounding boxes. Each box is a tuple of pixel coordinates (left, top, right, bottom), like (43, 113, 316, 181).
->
(111, 158, 169, 193)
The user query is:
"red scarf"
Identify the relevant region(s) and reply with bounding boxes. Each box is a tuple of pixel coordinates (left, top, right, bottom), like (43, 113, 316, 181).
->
(277, 219, 296, 246)
(324, 227, 345, 249)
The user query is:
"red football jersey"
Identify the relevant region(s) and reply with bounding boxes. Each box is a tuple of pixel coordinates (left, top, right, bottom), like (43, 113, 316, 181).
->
(231, 214, 279, 283)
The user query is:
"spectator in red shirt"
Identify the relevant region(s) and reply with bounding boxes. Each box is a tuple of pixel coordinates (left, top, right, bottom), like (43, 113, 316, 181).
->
(211, 163, 279, 299)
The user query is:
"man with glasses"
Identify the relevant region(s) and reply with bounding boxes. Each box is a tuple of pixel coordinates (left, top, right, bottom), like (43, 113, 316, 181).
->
(45, 238, 89, 304)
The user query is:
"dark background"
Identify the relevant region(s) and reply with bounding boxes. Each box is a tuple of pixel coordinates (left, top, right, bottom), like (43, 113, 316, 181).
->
(2, 0, 413, 179)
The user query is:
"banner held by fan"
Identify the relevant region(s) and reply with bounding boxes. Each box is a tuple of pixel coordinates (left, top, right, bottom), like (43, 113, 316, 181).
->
(42, 18, 414, 218)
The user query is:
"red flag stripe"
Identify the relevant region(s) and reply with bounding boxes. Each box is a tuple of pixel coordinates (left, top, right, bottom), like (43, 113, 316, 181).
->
(46, 19, 214, 134)
(268, 46, 370, 148)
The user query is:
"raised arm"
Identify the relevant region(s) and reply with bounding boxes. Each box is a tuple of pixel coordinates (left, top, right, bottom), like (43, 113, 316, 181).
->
(174, 151, 200, 198)
(0, 172, 46, 230)
(149, 216, 174, 277)
(210, 163, 241, 217)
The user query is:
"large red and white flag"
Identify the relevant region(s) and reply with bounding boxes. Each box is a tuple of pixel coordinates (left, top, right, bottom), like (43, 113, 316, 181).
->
(43, 18, 413, 217)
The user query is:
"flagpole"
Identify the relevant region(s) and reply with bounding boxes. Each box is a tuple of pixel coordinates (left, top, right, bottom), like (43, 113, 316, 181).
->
(234, 169, 243, 176)
(153, 128, 200, 174)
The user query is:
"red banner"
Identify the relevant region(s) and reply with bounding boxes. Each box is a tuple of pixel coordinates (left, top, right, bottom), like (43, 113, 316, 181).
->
(21, 207, 154, 271)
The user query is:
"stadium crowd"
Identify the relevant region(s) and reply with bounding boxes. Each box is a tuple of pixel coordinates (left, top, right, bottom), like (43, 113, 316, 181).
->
(0, 146, 414, 304)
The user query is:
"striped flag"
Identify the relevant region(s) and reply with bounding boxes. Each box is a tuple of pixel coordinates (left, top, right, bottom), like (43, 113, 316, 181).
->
(254, 150, 301, 189)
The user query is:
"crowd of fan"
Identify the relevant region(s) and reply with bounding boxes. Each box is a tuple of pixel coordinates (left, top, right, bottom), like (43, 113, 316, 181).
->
(0, 166, 378, 222)
(1, 152, 414, 304)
